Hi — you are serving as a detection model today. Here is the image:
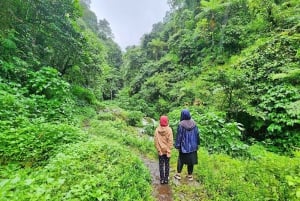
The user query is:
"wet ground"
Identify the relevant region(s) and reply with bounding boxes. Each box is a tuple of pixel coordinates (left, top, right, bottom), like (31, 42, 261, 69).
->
(142, 156, 173, 201)
(141, 155, 202, 201)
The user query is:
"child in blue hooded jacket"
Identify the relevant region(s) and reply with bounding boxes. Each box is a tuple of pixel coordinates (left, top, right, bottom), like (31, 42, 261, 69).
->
(174, 109, 200, 181)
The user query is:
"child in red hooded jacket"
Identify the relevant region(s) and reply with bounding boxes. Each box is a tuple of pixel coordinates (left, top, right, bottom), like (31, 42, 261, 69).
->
(154, 116, 173, 184)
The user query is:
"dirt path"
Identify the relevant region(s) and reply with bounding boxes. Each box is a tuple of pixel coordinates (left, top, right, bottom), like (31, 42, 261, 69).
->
(141, 156, 173, 201)
(141, 155, 204, 201)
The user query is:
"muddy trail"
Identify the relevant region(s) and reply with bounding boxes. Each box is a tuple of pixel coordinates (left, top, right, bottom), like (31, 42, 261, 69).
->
(141, 156, 202, 201)
(141, 156, 173, 201)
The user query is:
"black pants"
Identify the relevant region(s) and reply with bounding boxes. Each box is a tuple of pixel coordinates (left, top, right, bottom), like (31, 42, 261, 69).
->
(177, 157, 194, 175)
(159, 154, 170, 181)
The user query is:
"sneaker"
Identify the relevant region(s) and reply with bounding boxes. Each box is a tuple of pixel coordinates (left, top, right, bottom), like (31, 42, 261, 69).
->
(164, 179, 169, 184)
(174, 173, 181, 180)
(187, 175, 193, 181)
(160, 179, 165, 184)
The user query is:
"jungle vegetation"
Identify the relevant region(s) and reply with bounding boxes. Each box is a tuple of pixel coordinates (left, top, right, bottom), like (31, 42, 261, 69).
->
(0, 0, 299, 200)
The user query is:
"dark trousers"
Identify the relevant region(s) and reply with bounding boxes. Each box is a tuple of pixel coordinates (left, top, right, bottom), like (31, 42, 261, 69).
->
(177, 157, 194, 175)
(159, 154, 170, 181)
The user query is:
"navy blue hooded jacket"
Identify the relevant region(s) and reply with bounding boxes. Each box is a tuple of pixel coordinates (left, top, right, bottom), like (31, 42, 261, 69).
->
(175, 109, 200, 153)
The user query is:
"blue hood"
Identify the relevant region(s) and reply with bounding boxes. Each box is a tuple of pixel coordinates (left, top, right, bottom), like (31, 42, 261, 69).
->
(180, 109, 191, 121)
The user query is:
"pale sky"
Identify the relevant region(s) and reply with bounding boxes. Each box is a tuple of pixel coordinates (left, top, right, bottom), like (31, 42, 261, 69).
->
(90, 0, 169, 50)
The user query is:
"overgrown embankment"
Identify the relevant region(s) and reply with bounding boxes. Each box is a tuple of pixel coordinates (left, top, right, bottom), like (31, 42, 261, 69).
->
(0, 137, 152, 200)
(0, 106, 155, 201)
(86, 106, 300, 201)
(97, 106, 300, 201)
(1, 105, 300, 200)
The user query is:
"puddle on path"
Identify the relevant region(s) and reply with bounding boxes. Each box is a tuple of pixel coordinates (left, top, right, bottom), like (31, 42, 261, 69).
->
(141, 156, 173, 201)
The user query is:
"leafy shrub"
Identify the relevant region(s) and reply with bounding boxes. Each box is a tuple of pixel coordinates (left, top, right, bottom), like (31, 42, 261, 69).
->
(257, 84, 300, 153)
(239, 33, 300, 153)
(27, 67, 70, 99)
(125, 110, 144, 127)
(27, 94, 75, 122)
(197, 112, 249, 157)
(0, 90, 29, 128)
(0, 139, 153, 201)
(0, 76, 74, 125)
(168, 108, 249, 157)
(196, 146, 300, 201)
(0, 123, 84, 165)
(71, 85, 97, 105)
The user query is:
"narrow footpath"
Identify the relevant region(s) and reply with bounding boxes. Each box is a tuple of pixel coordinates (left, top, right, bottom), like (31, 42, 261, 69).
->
(141, 155, 203, 201)
(141, 156, 173, 201)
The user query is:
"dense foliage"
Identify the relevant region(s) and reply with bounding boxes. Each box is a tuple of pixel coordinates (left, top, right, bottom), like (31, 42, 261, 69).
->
(0, 0, 122, 164)
(118, 0, 300, 154)
(1, 129, 153, 201)
(1, 0, 299, 200)
(171, 146, 300, 201)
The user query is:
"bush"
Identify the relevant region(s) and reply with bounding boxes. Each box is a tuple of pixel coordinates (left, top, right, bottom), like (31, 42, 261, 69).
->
(199, 112, 249, 157)
(0, 139, 153, 201)
(0, 79, 74, 125)
(125, 110, 144, 127)
(0, 123, 84, 165)
(27, 67, 70, 99)
(196, 146, 300, 201)
(71, 85, 97, 105)
(168, 109, 249, 157)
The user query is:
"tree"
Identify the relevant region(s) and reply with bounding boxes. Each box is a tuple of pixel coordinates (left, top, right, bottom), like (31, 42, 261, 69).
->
(80, 2, 99, 33)
(98, 19, 114, 39)
(148, 39, 166, 61)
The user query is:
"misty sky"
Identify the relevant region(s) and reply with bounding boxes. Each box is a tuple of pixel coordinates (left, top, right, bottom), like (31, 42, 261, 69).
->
(90, 0, 169, 50)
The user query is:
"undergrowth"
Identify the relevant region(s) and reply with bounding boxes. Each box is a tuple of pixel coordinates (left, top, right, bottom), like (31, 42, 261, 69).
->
(1, 105, 299, 201)
(0, 136, 153, 201)
(90, 106, 300, 201)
